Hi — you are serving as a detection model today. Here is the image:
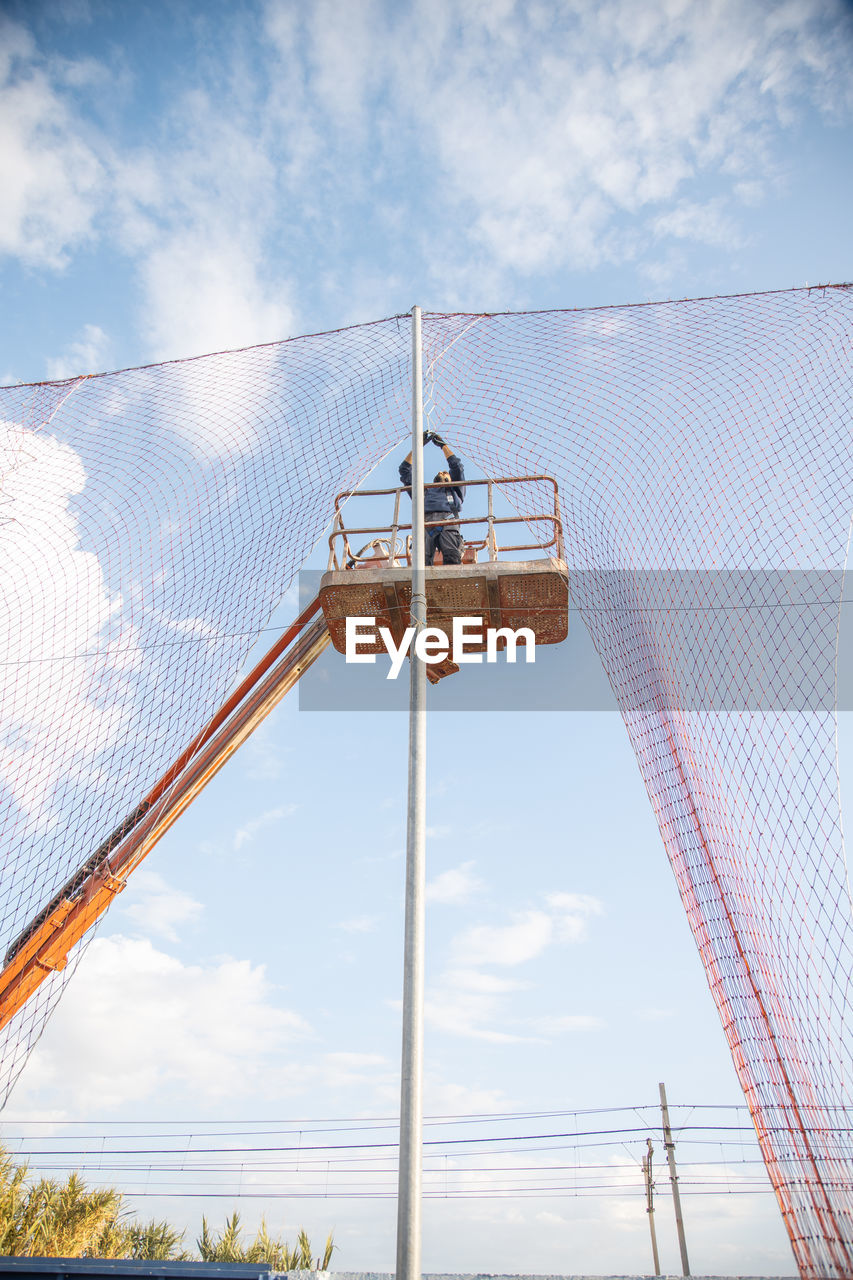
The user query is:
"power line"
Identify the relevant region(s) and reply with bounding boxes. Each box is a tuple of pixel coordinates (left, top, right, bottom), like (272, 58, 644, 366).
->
(5, 1103, 849, 1212)
(2, 1125, 765, 1158)
(3, 596, 852, 664)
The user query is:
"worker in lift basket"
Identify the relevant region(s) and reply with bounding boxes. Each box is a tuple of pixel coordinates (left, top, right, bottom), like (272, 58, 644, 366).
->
(399, 431, 466, 565)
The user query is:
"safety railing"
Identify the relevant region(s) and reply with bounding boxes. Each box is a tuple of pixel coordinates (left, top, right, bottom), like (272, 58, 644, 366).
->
(326, 475, 565, 570)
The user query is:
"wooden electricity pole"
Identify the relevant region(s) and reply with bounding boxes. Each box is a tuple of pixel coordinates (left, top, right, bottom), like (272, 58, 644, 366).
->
(642, 1136, 661, 1275)
(660, 1081, 690, 1275)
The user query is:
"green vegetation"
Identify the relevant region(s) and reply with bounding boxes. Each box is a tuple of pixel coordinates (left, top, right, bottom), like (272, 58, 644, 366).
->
(0, 1147, 334, 1266)
(198, 1214, 334, 1269)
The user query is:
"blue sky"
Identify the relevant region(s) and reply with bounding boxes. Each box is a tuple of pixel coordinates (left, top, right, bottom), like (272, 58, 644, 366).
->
(1, 0, 853, 1273)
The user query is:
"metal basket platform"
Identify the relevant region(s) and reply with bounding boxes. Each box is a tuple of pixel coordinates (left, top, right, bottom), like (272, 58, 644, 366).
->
(319, 559, 568, 654)
(317, 472, 569, 657)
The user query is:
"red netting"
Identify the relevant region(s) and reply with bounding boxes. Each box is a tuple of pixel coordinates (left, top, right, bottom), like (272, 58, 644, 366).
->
(2, 286, 853, 1276)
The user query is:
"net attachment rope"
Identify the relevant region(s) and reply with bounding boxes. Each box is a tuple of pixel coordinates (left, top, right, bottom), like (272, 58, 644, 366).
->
(2, 287, 853, 1277)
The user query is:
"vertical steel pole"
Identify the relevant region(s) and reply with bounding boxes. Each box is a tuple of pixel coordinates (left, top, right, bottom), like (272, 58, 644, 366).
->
(396, 305, 427, 1280)
(643, 1138, 661, 1276)
(659, 1082, 690, 1275)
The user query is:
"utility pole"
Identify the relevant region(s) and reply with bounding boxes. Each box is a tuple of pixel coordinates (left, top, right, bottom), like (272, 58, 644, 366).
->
(659, 1081, 690, 1276)
(395, 305, 427, 1280)
(642, 1136, 661, 1276)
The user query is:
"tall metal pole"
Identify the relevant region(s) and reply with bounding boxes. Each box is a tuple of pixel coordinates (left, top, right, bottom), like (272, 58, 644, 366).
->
(396, 305, 427, 1280)
(659, 1082, 690, 1276)
(642, 1137, 661, 1276)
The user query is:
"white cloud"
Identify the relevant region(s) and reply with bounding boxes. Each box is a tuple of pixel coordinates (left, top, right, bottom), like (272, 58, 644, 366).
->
(545, 892, 604, 944)
(121, 870, 203, 942)
(452, 893, 603, 967)
(427, 893, 604, 1041)
(425, 966, 531, 1043)
(5, 0, 850, 347)
(653, 197, 742, 248)
(116, 79, 299, 361)
(45, 323, 111, 380)
(535, 1210, 569, 1227)
(0, 19, 297, 360)
(381, 0, 852, 280)
(443, 969, 526, 995)
(425, 982, 537, 1044)
(232, 803, 297, 850)
(138, 229, 295, 362)
(426, 860, 484, 905)
(14, 934, 311, 1111)
(734, 178, 765, 207)
(0, 424, 135, 829)
(425, 965, 603, 1043)
(638, 246, 688, 289)
(0, 21, 106, 268)
(424, 1078, 512, 1115)
(452, 910, 553, 967)
(150, 340, 288, 461)
(318, 1051, 393, 1091)
(304, 0, 382, 128)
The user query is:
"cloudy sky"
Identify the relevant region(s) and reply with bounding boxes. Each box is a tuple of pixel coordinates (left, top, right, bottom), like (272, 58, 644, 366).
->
(2, 0, 852, 383)
(1, 0, 853, 1274)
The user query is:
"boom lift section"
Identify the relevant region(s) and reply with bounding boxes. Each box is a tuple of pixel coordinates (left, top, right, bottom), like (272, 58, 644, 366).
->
(0, 474, 569, 1031)
(0, 599, 331, 1033)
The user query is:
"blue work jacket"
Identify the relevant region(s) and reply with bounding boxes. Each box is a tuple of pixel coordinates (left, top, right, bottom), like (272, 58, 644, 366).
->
(399, 454, 466, 525)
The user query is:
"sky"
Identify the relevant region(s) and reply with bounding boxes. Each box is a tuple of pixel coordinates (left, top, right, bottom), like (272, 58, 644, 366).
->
(1, 0, 853, 1274)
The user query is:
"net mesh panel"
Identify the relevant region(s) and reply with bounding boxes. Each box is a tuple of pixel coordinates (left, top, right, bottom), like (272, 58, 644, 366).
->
(1, 287, 853, 1275)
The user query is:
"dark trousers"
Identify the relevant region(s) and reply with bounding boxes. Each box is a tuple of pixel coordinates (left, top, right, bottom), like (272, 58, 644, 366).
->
(426, 526, 462, 565)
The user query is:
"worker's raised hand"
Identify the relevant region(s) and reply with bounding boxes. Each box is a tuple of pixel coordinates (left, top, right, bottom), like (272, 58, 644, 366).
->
(430, 431, 446, 447)
(422, 430, 432, 445)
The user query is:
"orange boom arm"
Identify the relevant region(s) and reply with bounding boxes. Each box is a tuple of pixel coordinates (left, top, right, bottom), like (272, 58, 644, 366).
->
(0, 599, 330, 1031)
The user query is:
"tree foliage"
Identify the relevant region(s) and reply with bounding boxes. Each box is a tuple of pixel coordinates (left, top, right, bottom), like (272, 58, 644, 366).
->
(0, 1147, 333, 1266)
(197, 1213, 334, 1270)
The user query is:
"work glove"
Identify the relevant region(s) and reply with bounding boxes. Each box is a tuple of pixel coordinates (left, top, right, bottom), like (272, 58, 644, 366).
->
(430, 432, 446, 447)
(422, 430, 433, 445)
